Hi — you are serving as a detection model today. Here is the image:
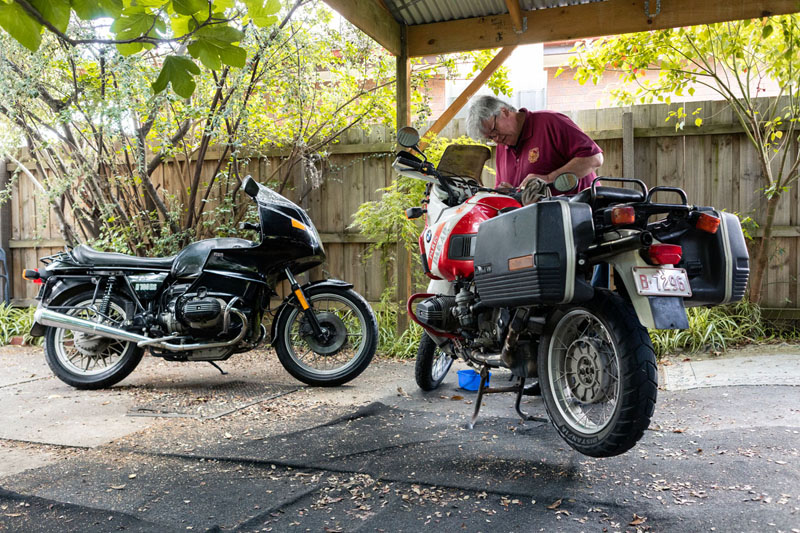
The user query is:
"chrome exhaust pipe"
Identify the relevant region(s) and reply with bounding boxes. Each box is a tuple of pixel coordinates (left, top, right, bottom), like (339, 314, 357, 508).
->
(34, 307, 249, 352)
(34, 307, 150, 344)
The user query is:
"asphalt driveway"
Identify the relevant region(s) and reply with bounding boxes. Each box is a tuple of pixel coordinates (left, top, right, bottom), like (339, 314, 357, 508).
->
(1, 344, 799, 532)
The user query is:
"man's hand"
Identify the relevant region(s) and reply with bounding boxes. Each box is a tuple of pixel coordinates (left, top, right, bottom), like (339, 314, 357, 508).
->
(496, 181, 515, 192)
(520, 173, 551, 188)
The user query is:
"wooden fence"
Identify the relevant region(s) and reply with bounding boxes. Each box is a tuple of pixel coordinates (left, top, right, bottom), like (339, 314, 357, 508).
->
(2, 98, 799, 316)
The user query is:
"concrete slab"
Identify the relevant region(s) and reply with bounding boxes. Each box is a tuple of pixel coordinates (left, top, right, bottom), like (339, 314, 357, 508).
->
(662, 352, 800, 390)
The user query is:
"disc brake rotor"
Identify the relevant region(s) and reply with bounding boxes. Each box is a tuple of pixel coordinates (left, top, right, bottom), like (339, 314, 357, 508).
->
(298, 311, 347, 355)
(565, 337, 613, 403)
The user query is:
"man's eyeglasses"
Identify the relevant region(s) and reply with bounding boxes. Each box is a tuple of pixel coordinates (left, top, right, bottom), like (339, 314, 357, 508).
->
(485, 115, 500, 140)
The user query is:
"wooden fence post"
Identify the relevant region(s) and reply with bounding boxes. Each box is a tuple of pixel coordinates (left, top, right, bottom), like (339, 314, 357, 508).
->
(0, 158, 11, 303)
(395, 24, 411, 333)
(622, 109, 634, 178)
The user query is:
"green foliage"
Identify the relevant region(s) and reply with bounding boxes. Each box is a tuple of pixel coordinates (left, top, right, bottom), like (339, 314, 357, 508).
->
(351, 135, 492, 258)
(0, 305, 41, 346)
(648, 300, 769, 358)
(0, 0, 281, 98)
(375, 290, 422, 359)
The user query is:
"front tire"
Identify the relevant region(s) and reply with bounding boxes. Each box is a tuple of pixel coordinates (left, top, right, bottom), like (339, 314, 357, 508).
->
(415, 333, 453, 391)
(538, 290, 657, 457)
(275, 286, 377, 387)
(43, 290, 144, 390)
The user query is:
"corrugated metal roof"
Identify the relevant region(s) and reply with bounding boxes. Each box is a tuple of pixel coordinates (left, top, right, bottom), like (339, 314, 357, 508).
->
(383, 0, 605, 26)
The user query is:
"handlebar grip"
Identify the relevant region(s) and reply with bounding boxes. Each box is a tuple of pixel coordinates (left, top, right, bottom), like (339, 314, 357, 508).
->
(397, 156, 423, 170)
(239, 222, 260, 232)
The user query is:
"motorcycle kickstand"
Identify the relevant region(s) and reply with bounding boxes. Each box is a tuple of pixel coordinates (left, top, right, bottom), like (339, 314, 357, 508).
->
(514, 377, 546, 423)
(468, 368, 489, 430)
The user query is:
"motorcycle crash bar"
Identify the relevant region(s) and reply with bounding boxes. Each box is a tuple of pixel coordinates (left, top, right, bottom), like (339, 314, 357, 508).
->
(33, 307, 249, 352)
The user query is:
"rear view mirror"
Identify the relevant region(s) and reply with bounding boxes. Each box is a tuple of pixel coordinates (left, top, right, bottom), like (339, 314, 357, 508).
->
(553, 172, 579, 193)
(243, 176, 260, 198)
(397, 127, 420, 148)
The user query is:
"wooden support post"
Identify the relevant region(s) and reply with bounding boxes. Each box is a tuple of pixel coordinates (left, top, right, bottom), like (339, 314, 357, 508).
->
(0, 158, 10, 303)
(419, 46, 516, 149)
(503, 0, 525, 33)
(622, 110, 634, 178)
(395, 24, 411, 333)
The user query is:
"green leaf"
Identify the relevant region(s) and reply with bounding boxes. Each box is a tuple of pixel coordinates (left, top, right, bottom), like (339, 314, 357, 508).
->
(152, 55, 201, 98)
(196, 24, 244, 43)
(762, 24, 773, 39)
(31, 0, 71, 33)
(173, 0, 207, 16)
(244, 0, 280, 27)
(116, 42, 145, 55)
(71, 0, 122, 20)
(0, 2, 42, 51)
(188, 37, 245, 70)
(111, 12, 158, 40)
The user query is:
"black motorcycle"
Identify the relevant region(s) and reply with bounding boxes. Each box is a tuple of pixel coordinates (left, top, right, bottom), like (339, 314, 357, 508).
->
(24, 177, 378, 389)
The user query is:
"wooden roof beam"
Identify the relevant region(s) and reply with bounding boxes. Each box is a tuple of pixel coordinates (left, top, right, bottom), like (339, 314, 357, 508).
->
(322, 0, 402, 56)
(407, 0, 800, 56)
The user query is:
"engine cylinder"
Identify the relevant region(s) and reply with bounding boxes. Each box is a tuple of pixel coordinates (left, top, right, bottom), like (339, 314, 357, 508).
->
(415, 296, 458, 331)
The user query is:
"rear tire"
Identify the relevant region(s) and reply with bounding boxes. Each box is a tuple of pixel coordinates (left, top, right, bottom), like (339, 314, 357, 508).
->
(538, 289, 657, 457)
(415, 333, 453, 391)
(43, 290, 144, 390)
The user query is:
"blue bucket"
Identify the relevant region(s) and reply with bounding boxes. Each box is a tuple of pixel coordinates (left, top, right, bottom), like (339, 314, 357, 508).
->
(457, 369, 489, 391)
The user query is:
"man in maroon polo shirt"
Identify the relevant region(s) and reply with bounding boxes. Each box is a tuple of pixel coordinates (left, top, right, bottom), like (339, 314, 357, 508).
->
(466, 95, 603, 193)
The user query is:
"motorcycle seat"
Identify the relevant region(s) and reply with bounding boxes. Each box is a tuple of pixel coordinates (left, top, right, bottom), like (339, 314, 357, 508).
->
(569, 186, 645, 208)
(71, 244, 176, 269)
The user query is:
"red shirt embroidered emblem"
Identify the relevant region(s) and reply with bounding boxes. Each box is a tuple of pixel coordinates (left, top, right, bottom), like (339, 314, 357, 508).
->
(528, 147, 539, 164)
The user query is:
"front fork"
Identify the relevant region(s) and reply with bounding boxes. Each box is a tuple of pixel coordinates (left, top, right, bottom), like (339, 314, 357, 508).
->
(284, 268, 328, 341)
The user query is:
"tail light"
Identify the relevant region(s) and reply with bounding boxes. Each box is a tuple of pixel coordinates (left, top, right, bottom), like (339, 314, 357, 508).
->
(22, 269, 43, 284)
(648, 244, 682, 265)
(610, 206, 636, 225)
(695, 213, 720, 234)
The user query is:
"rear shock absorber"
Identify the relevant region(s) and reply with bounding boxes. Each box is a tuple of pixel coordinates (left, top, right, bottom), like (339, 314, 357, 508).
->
(98, 277, 116, 316)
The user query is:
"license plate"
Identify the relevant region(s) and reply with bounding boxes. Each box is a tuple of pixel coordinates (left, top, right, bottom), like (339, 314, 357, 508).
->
(632, 267, 692, 297)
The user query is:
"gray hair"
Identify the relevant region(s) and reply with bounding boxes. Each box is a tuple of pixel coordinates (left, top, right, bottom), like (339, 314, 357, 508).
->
(466, 95, 517, 140)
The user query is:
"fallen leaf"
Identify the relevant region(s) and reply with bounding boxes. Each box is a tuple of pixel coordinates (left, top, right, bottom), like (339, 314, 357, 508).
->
(110, 485, 126, 490)
(673, 428, 686, 433)
(451, 395, 464, 401)
(547, 499, 562, 510)
(128, 474, 137, 479)
(630, 514, 647, 526)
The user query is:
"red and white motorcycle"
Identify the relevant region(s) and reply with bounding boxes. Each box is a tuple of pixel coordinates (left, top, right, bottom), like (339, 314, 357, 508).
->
(394, 127, 749, 457)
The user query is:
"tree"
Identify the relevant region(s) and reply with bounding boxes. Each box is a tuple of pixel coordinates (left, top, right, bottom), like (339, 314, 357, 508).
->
(566, 15, 800, 304)
(0, 0, 283, 98)
(0, 2, 405, 255)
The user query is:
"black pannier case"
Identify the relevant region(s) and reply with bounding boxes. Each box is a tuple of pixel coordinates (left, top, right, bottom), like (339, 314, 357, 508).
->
(473, 200, 595, 307)
(678, 209, 749, 307)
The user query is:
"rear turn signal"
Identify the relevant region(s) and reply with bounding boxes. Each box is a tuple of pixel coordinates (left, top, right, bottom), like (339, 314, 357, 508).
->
(611, 206, 636, 225)
(695, 213, 720, 234)
(22, 269, 43, 284)
(648, 244, 682, 265)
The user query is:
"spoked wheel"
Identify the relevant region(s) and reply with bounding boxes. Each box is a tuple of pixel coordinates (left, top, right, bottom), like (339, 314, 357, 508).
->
(43, 291, 144, 389)
(275, 286, 377, 386)
(415, 333, 453, 391)
(538, 290, 657, 457)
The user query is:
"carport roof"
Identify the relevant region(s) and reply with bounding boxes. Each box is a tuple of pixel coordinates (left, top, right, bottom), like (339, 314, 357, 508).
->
(322, 0, 800, 56)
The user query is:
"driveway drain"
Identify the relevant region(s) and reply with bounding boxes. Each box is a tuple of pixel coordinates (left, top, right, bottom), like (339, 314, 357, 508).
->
(127, 381, 299, 419)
